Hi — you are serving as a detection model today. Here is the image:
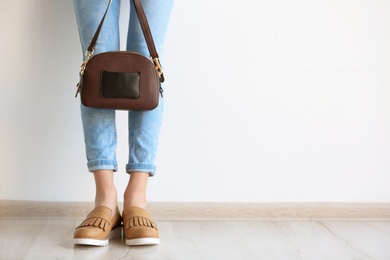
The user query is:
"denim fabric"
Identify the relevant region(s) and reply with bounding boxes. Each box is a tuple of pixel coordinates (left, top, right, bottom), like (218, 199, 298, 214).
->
(73, 0, 173, 175)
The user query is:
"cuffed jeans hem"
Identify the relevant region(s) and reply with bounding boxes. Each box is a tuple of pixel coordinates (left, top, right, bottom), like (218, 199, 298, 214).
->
(87, 160, 118, 173)
(126, 163, 156, 176)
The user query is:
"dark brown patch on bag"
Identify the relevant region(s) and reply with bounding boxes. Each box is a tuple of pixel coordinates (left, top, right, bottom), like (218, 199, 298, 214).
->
(100, 71, 140, 99)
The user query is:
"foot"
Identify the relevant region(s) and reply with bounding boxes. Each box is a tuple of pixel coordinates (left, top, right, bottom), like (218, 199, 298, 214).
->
(73, 206, 122, 246)
(122, 206, 159, 246)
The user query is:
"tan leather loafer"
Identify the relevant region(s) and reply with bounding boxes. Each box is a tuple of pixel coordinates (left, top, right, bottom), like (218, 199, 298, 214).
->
(122, 206, 159, 246)
(73, 206, 122, 246)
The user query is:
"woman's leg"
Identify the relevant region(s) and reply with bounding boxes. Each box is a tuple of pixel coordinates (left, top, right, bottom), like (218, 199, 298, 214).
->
(124, 0, 174, 209)
(93, 170, 117, 214)
(73, 0, 123, 247)
(73, 0, 121, 215)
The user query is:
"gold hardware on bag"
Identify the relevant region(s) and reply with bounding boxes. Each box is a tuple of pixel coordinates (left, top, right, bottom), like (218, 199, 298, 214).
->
(80, 51, 94, 76)
(152, 57, 163, 79)
(75, 50, 94, 97)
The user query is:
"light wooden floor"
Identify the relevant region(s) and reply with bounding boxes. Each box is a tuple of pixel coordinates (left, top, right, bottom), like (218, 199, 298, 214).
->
(1, 201, 390, 259)
(0, 219, 390, 259)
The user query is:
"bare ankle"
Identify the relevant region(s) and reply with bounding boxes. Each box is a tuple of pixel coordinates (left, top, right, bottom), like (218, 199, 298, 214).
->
(123, 190, 146, 209)
(123, 171, 149, 210)
(95, 188, 118, 216)
(93, 170, 118, 216)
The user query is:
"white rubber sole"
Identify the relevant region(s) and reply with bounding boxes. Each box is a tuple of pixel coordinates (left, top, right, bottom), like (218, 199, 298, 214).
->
(73, 226, 122, 246)
(125, 237, 160, 246)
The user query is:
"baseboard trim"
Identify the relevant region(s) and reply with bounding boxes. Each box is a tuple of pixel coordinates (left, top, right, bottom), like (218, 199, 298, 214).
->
(1, 200, 389, 221)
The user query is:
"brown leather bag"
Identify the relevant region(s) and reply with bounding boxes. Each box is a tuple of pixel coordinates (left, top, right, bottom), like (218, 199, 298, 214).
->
(75, 0, 164, 110)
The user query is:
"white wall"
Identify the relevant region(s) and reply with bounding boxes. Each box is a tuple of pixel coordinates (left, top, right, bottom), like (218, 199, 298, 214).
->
(1, 0, 389, 203)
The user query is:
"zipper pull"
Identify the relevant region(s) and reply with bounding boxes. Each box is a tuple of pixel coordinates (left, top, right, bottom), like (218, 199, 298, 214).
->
(159, 86, 164, 98)
(75, 75, 83, 97)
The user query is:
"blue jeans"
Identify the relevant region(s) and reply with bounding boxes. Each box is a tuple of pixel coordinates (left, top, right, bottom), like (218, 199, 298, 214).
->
(73, 0, 173, 175)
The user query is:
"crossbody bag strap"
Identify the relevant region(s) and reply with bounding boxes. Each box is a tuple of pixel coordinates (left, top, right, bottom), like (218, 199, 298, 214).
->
(133, 0, 164, 82)
(85, 0, 165, 82)
(85, 0, 111, 55)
